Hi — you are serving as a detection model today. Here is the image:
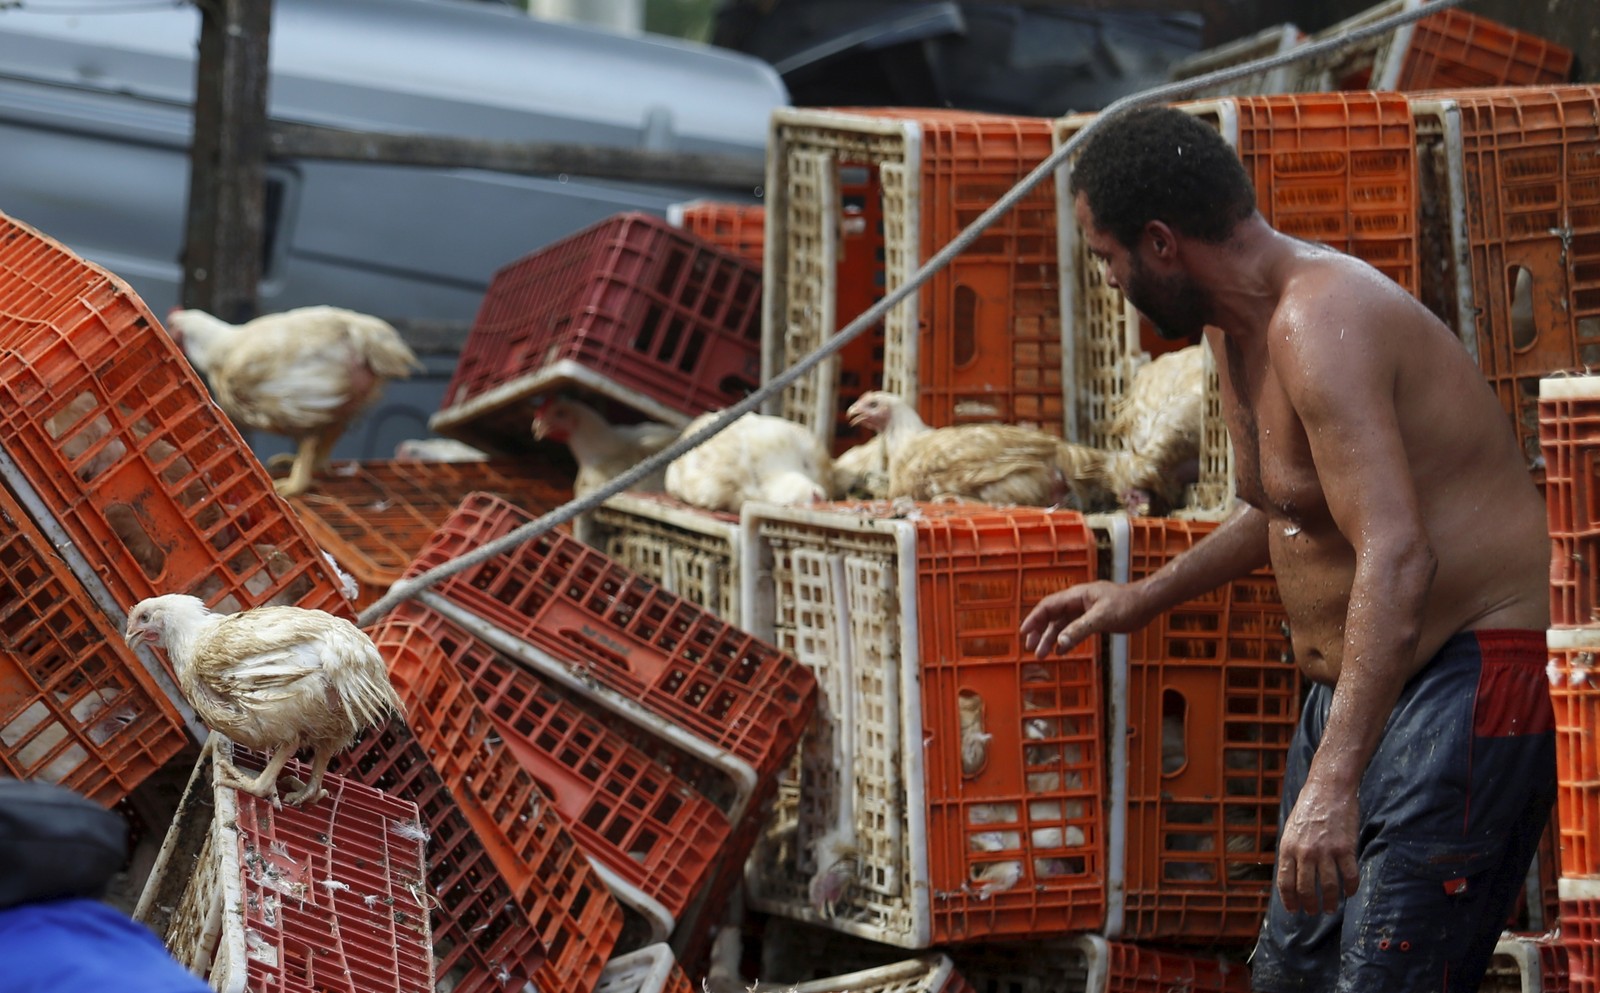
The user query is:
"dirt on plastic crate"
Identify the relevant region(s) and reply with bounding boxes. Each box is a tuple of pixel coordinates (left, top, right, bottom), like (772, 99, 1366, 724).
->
(1103, 940, 1252, 993)
(406, 491, 816, 784)
(1117, 517, 1299, 943)
(594, 944, 697, 993)
(1484, 931, 1569, 993)
(1547, 629, 1600, 879)
(1562, 878, 1600, 993)
(670, 201, 766, 265)
(1540, 377, 1600, 627)
(279, 458, 573, 609)
(588, 492, 741, 622)
(368, 601, 624, 993)
(742, 501, 1102, 947)
(327, 718, 547, 993)
(138, 738, 435, 993)
(0, 477, 191, 803)
(431, 212, 762, 455)
(1430, 86, 1600, 467)
(764, 108, 1064, 456)
(0, 210, 355, 619)
(1400, 8, 1573, 90)
(382, 602, 740, 936)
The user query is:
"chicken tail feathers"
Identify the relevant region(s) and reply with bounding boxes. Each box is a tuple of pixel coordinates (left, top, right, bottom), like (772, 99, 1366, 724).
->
(344, 315, 423, 379)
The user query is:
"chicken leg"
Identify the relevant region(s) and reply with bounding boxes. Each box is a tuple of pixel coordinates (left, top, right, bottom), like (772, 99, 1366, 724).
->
(280, 742, 335, 807)
(274, 434, 323, 497)
(213, 736, 299, 808)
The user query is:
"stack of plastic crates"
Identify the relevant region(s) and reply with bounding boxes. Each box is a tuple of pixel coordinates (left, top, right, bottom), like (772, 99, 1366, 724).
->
(1055, 92, 1419, 515)
(1098, 515, 1298, 944)
(1482, 933, 1570, 993)
(397, 491, 817, 962)
(0, 208, 356, 803)
(430, 212, 763, 455)
(1539, 373, 1600, 992)
(739, 501, 1104, 946)
(668, 199, 766, 265)
(587, 491, 742, 621)
(1288, 0, 1570, 94)
(762, 107, 1065, 456)
(278, 458, 573, 609)
(135, 737, 435, 993)
(1411, 86, 1600, 468)
(325, 717, 551, 993)
(1165, 23, 1306, 99)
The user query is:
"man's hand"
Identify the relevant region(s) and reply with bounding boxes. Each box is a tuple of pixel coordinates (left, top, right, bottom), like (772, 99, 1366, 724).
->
(1274, 775, 1360, 915)
(1019, 580, 1154, 658)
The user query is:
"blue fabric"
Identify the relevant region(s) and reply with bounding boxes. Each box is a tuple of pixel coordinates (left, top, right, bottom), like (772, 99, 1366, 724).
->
(0, 898, 209, 993)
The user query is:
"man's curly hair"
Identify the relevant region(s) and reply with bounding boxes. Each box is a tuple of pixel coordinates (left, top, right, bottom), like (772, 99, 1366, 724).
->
(1068, 106, 1257, 249)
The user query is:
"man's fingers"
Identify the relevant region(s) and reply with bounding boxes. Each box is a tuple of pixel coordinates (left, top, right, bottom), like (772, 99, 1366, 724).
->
(1276, 856, 1299, 914)
(1337, 850, 1360, 898)
(1317, 855, 1342, 914)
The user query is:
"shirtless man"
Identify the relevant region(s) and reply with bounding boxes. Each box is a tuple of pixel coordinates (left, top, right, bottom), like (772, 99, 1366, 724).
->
(1021, 106, 1554, 993)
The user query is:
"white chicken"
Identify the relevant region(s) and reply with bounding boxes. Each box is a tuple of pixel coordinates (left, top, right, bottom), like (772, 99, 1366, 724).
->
(1102, 344, 1206, 516)
(845, 391, 1115, 511)
(830, 433, 890, 500)
(531, 395, 679, 497)
(665, 410, 834, 513)
(166, 306, 422, 497)
(122, 594, 403, 807)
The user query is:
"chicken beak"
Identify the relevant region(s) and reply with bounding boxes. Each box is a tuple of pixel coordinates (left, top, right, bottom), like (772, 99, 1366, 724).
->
(530, 416, 547, 440)
(122, 619, 145, 648)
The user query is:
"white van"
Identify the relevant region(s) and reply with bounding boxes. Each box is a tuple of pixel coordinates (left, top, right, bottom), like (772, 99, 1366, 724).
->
(0, 0, 781, 458)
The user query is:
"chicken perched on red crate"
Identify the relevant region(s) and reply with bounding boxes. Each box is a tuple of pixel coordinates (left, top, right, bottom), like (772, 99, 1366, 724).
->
(397, 491, 817, 953)
(431, 212, 763, 456)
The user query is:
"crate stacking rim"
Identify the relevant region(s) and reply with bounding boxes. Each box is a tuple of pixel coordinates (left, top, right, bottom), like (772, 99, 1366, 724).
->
(739, 500, 1103, 948)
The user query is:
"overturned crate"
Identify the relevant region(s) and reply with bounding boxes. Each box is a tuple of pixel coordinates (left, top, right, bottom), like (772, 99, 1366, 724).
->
(135, 736, 435, 993)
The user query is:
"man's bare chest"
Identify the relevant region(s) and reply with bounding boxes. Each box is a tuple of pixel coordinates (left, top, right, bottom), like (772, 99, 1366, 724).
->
(1218, 346, 1325, 518)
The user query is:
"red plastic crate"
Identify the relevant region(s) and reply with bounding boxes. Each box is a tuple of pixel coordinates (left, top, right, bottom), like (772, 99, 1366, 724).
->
(669, 200, 766, 265)
(1230, 92, 1419, 295)
(1547, 629, 1600, 878)
(1399, 8, 1573, 91)
(1435, 86, 1600, 466)
(431, 212, 762, 455)
(764, 108, 1065, 455)
(1103, 939, 1252, 993)
(1115, 517, 1299, 944)
(280, 458, 574, 609)
(327, 719, 547, 993)
(741, 502, 1102, 947)
(0, 478, 191, 803)
(1563, 878, 1600, 993)
(378, 602, 739, 940)
(1540, 373, 1600, 628)
(405, 491, 817, 785)
(368, 601, 624, 993)
(0, 209, 355, 618)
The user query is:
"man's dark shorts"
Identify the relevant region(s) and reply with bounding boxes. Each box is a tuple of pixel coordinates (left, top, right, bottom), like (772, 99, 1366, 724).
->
(1250, 629, 1556, 993)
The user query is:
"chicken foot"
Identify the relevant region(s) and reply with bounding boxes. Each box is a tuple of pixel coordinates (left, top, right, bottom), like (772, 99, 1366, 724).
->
(280, 743, 335, 807)
(213, 737, 299, 808)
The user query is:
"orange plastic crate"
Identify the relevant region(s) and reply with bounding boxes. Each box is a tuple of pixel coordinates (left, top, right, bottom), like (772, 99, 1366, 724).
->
(670, 200, 766, 265)
(368, 601, 623, 993)
(226, 747, 436, 993)
(1541, 377, 1600, 627)
(281, 458, 573, 609)
(1547, 629, 1600, 879)
(741, 502, 1102, 947)
(1431, 86, 1600, 466)
(328, 719, 547, 993)
(431, 212, 762, 455)
(1103, 940, 1252, 993)
(1399, 8, 1573, 91)
(764, 108, 1064, 455)
(1116, 517, 1299, 944)
(0, 472, 190, 803)
(0, 210, 354, 618)
(406, 492, 817, 785)
(1230, 92, 1419, 295)
(1563, 878, 1600, 993)
(383, 602, 738, 939)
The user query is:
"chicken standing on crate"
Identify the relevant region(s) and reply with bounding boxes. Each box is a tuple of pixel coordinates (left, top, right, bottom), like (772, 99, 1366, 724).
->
(1103, 343, 1206, 516)
(845, 391, 1116, 511)
(165, 306, 423, 497)
(122, 594, 403, 807)
(665, 409, 834, 512)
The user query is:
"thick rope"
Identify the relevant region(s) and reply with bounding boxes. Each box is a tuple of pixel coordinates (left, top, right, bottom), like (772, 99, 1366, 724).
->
(357, 0, 1467, 628)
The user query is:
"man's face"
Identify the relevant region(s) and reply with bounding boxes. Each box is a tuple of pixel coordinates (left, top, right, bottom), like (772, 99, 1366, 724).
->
(1075, 192, 1206, 342)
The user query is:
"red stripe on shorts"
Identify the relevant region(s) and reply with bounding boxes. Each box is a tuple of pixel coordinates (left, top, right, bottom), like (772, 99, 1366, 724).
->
(1471, 629, 1553, 738)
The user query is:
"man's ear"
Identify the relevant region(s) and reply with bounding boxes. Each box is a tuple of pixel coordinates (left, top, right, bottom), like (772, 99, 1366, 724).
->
(1145, 220, 1178, 260)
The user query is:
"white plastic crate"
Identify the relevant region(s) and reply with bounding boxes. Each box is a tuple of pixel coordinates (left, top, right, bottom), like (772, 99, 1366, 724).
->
(588, 491, 742, 622)
(790, 955, 971, 993)
(739, 501, 1104, 948)
(1287, 0, 1424, 93)
(1483, 932, 1567, 993)
(1166, 23, 1305, 98)
(134, 736, 434, 993)
(1409, 97, 1484, 360)
(593, 944, 690, 993)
